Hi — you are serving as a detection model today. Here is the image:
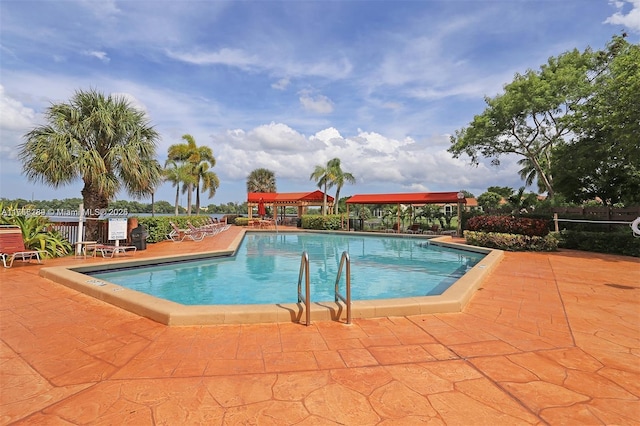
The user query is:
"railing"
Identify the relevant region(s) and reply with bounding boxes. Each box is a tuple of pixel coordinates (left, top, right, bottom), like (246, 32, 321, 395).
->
(297, 251, 311, 326)
(334, 251, 352, 324)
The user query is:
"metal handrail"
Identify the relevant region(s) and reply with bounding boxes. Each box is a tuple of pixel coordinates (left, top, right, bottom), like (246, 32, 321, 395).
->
(334, 251, 352, 324)
(297, 251, 311, 326)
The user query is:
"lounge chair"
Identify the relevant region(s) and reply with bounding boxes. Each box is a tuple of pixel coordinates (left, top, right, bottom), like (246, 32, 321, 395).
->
(92, 244, 137, 258)
(187, 221, 220, 237)
(0, 225, 45, 268)
(167, 222, 205, 242)
(406, 224, 422, 234)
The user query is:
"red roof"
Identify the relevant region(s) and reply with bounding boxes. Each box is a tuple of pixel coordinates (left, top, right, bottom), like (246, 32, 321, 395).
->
(346, 192, 466, 204)
(247, 190, 334, 203)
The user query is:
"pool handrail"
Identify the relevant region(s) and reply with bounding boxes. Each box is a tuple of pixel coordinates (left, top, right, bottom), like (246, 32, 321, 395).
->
(297, 251, 311, 326)
(334, 251, 352, 324)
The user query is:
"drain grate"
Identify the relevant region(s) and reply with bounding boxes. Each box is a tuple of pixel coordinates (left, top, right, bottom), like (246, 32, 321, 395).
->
(604, 283, 637, 290)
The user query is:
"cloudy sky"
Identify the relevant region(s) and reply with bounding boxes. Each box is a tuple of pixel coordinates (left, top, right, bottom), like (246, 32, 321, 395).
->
(1, 0, 638, 206)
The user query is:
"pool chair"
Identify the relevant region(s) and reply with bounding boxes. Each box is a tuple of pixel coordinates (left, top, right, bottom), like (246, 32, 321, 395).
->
(92, 244, 137, 258)
(187, 221, 220, 237)
(168, 222, 205, 242)
(0, 225, 45, 268)
(406, 224, 422, 234)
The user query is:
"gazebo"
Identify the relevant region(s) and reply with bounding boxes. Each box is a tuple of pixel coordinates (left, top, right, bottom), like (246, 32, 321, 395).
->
(247, 191, 335, 221)
(345, 191, 467, 235)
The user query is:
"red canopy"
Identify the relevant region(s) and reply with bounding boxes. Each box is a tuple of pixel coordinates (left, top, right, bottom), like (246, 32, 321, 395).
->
(248, 190, 334, 204)
(346, 192, 466, 205)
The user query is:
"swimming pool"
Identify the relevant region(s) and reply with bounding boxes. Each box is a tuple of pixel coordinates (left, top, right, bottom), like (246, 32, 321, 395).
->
(89, 232, 485, 305)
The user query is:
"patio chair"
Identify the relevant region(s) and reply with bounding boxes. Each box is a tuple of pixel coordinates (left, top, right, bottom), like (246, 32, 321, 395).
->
(0, 225, 45, 268)
(187, 221, 220, 237)
(92, 244, 137, 258)
(168, 222, 205, 242)
(406, 224, 422, 234)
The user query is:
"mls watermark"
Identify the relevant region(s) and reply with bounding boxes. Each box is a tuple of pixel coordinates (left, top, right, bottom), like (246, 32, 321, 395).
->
(1, 208, 129, 217)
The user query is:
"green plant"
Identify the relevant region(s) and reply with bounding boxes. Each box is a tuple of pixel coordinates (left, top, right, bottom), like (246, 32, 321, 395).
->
(464, 231, 559, 252)
(0, 203, 72, 258)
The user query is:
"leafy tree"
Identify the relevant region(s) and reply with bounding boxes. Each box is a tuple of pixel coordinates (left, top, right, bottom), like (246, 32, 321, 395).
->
(326, 158, 356, 214)
(486, 186, 514, 199)
(19, 89, 162, 240)
(247, 168, 277, 193)
(477, 192, 503, 212)
(449, 47, 594, 198)
(553, 35, 640, 205)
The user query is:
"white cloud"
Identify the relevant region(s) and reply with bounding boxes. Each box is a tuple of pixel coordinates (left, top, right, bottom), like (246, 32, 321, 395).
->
(271, 77, 290, 90)
(605, 0, 640, 32)
(85, 50, 110, 63)
(0, 85, 36, 131)
(299, 92, 334, 114)
(166, 48, 258, 68)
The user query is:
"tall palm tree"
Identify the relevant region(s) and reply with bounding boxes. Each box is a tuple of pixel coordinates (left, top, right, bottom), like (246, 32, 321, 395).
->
(19, 89, 162, 240)
(164, 160, 195, 215)
(196, 162, 220, 213)
(517, 146, 552, 194)
(246, 168, 277, 193)
(310, 163, 335, 216)
(167, 134, 215, 215)
(326, 158, 355, 214)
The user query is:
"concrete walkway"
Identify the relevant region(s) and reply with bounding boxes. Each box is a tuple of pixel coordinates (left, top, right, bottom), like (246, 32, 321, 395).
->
(1, 227, 639, 424)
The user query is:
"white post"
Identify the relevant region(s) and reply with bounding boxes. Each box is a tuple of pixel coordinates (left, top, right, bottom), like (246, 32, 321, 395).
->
(76, 203, 84, 256)
(554, 213, 559, 232)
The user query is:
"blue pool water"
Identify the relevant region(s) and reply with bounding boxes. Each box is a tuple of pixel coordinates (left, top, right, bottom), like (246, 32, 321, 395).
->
(90, 232, 485, 305)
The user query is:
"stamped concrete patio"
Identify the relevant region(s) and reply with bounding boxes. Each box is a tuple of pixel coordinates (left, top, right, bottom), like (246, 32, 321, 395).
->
(1, 226, 639, 425)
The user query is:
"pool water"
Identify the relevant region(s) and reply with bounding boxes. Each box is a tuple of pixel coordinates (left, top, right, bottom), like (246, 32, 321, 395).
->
(90, 232, 485, 305)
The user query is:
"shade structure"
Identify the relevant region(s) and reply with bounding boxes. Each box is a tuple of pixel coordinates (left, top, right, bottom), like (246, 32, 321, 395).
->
(345, 191, 467, 234)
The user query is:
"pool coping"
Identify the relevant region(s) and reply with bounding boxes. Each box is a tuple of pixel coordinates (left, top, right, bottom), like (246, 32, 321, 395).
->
(39, 230, 504, 325)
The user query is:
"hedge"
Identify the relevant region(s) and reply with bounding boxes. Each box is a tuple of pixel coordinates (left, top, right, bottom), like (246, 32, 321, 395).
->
(559, 230, 640, 257)
(466, 215, 550, 237)
(464, 231, 559, 252)
(136, 215, 223, 243)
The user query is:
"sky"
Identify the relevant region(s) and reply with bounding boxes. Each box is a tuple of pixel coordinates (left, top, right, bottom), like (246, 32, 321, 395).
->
(1, 0, 639, 206)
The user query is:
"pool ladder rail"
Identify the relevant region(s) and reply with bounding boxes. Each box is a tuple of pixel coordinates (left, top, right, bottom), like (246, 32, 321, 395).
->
(297, 251, 352, 326)
(334, 251, 352, 324)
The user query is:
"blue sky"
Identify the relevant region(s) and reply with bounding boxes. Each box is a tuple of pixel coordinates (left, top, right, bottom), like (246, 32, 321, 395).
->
(1, 0, 638, 206)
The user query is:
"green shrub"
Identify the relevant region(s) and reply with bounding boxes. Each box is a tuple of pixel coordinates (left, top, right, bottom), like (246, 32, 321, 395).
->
(559, 230, 639, 257)
(301, 214, 343, 230)
(464, 231, 559, 252)
(235, 217, 250, 226)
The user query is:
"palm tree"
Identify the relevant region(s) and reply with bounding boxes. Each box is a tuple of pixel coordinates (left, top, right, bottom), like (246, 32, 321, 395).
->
(517, 145, 552, 194)
(164, 160, 195, 215)
(326, 158, 355, 214)
(247, 168, 277, 193)
(196, 162, 220, 213)
(310, 163, 335, 215)
(19, 89, 162, 240)
(167, 134, 215, 215)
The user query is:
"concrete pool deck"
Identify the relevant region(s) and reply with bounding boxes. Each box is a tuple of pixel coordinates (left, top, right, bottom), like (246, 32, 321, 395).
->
(1, 225, 639, 424)
(38, 228, 502, 325)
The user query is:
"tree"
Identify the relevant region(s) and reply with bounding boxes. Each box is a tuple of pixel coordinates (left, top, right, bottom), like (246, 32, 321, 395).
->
(449, 47, 594, 198)
(326, 158, 356, 214)
(477, 192, 503, 212)
(247, 168, 276, 193)
(164, 160, 195, 215)
(553, 35, 640, 205)
(167, 134, 215, 215)
(19, 89, 162, 240)
(486, 186, 514, 199)
(196, 162, 220, 213)
(310, 163, 334, 215)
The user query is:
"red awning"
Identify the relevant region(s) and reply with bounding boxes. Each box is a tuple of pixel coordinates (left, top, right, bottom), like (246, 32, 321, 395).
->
(247, 190, 334, 203)
(346, 192, 466, 205)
